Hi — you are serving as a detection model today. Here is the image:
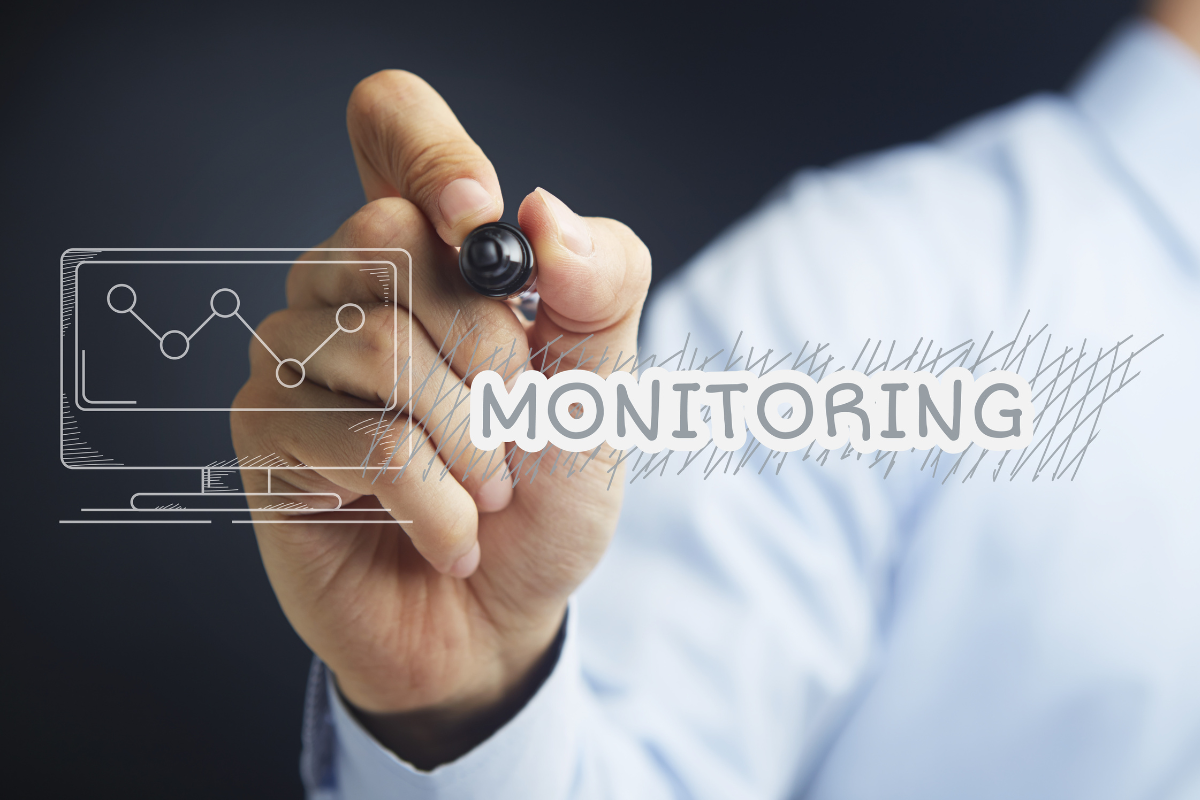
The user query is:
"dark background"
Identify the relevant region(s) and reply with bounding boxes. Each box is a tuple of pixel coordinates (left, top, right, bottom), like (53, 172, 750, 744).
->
(4, 0, 1138, 795)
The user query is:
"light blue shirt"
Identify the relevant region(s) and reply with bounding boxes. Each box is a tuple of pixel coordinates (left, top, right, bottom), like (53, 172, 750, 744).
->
(302, 19, 1200, 799)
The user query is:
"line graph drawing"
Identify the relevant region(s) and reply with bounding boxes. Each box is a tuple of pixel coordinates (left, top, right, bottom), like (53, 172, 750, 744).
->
(63, 250, 411, 479)
(71, 258, 403, 414)
(59, 248, 417, 528)
(107, 283, 366, 388)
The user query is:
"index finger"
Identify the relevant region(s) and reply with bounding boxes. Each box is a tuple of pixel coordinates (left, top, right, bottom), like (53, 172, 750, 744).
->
(347, 70, 503, 245)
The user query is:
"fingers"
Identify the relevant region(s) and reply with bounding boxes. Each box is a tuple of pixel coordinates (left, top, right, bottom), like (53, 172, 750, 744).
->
(289, 198, 531, 385)
(517, 188, 652, 376)
(251, 303, 513, 510)
(232, 373, 498, 578)
(347, 70, 503, 245)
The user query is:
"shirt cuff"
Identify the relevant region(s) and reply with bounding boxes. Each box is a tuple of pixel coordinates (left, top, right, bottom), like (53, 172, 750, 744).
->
(314, 602, 581, 800)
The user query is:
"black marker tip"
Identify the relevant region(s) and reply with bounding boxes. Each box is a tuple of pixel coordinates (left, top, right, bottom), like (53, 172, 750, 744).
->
(458, 221, 537, 298)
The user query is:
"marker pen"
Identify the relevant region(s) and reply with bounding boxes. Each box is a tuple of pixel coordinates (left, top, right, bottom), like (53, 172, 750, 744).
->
(459, 221, 537, 298)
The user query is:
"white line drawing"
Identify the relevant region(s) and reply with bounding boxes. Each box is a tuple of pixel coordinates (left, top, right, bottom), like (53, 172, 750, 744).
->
(130, 492, 343, 510)
(61, 250, 414, 486)
(59, 520, 213, 524)
(80, 350, 135, 404)
(82, 508, 394, 513)
(60, 392, 121, 465)
(68, 256, 408, 414)
(230, 520, 414, 525)
(105, 281, 193, 360)
(108, 284, 367, 388)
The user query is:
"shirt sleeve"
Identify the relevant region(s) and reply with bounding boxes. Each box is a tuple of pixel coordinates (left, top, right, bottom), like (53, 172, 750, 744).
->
(302, 606, 581, 800)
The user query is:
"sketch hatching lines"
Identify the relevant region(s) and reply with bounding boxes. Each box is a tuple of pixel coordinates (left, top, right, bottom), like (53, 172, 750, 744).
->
(61, 393, 121, 466)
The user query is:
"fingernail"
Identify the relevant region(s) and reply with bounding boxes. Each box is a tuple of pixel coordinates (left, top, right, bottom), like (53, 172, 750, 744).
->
(449, 541, 481, 578)
(474, 466, 513, 513)
(439, 178, 497, 229)
(538, 188, 594, 256)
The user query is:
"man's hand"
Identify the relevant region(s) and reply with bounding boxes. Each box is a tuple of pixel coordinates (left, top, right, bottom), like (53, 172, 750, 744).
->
(230, 70, 651, 767)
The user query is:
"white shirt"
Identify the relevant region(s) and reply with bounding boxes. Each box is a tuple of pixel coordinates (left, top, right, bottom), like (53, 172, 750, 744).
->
(303, 19, 1200, 799)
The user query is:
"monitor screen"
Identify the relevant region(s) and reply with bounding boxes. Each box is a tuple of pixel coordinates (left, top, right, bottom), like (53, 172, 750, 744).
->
(60, 248, 409, 474)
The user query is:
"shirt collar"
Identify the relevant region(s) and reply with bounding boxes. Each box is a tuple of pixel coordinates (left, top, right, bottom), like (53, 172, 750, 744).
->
(1072, 19, 1200, 265)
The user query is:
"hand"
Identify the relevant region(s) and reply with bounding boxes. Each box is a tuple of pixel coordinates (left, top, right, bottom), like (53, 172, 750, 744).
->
(230, 70, 651, 767)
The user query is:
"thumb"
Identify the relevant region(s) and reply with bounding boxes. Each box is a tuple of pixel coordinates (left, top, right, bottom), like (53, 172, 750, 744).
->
(516, 188, 652, 376)
(475, 190, 651, 606)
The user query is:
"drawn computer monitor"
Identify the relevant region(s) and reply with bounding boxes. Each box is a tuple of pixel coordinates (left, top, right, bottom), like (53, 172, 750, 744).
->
(60, 248, 411, 510)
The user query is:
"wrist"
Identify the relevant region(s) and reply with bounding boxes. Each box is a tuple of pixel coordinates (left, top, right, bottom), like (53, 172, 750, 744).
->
(333, 604, 568, 770)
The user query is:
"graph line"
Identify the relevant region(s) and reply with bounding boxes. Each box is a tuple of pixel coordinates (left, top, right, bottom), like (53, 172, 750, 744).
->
(236, 311, 281, 362)
(189, 312, 216, 340)
(302, 327, 342, 366)
(108, 285, 364, 389)
(129, 309, 162, 341)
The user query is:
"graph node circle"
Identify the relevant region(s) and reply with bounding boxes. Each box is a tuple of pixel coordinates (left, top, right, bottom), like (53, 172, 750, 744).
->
(210, 288, 240, 318)
(107, 284, 137, 313)
(276, 358, 305, 389)
(160, 330, 190, 360)
(336, 303, 366, 334)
